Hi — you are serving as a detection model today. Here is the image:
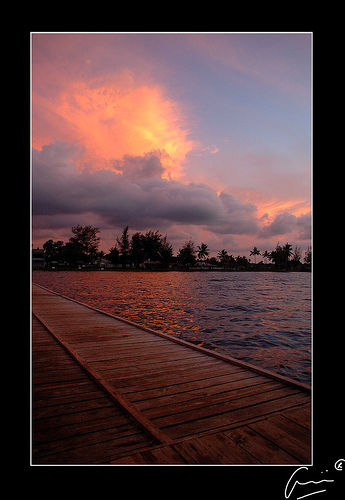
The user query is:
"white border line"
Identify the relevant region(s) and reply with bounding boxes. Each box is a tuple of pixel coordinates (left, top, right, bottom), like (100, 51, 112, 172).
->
(30, 31, 313, 467)
(30, 31, 33, 466)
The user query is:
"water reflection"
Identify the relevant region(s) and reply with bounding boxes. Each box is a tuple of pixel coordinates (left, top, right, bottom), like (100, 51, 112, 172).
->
(33, 271, 311, 384)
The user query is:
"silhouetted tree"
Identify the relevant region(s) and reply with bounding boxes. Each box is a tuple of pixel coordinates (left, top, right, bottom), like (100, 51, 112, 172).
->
(263, 250, 270, 264)
(208, 257, 218, 266)
(62, 241, 84, 265)
(226, 254, 236, 268)
(304, 246, 312, 265)
(117, 226, 130, 264)
(106, 246, 120, 265)
(291, 246, 302, 263)
(68, 225, 100, 263)
(250, 246, 260, 264)
(217, 249, 228, 265)
(141, 230, 162, 262)
(235, 255, 250, 269)
(269, 244, 283, 269)
(177, 240, 197, 266)
(283, 243, 293, 268)
(157, 235, 173, 266)
(197, 243, 209, 261)
(269, 242, 293, 270)
(42, 239, 64, 263)
(217, 249, 235, 268)
(130, 232, 145, 266)
(128, 230, 174, 267)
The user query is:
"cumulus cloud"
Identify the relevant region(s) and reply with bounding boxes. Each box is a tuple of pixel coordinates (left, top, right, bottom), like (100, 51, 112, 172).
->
(33, 76, 195, 180)
(32, 140, 260, 238)
(258, 211, 311, 240)
(212, 192, 259, 235)
(114, 151, 165, 180)
(295, 213, 312, 240)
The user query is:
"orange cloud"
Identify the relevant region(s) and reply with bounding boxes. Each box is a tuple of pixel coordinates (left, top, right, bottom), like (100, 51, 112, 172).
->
(209, 185, 311, 226)
(33, 77, 195, 180)
(255, 198, 311, 222)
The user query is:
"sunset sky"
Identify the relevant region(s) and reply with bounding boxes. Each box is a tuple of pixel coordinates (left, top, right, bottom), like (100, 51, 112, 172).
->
(32, 32, 312, 257)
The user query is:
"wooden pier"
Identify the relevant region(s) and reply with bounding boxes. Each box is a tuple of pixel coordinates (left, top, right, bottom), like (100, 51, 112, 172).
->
(32, 284, 311, 465)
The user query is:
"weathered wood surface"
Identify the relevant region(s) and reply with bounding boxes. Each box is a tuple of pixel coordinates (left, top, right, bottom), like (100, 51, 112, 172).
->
(32, 284, 311, 465)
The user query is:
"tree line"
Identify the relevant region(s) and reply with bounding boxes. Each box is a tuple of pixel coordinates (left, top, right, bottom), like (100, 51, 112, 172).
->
(32, 224, 311, 271)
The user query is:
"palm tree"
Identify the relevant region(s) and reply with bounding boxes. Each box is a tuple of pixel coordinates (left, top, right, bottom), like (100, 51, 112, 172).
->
(270, 242, 292, 269)
(283, 243, 293, 268)
(263, 250, 270, 264)
(217, 249, 228, 266)
(250, 246, 260, 264)
(197, 242, 209, 261)
(291, 246, 302, 264)
(304, 246, 312, 265)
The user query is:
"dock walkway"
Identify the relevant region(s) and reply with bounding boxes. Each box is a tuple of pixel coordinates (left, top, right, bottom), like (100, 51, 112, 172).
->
(32, 284, 311, 465)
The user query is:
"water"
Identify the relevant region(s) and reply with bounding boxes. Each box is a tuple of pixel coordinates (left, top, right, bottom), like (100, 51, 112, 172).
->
(32, 270, 311, 385)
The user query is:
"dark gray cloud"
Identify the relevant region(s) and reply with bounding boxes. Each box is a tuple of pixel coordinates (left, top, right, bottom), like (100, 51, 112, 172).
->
(33, 140, 260, 237)
(32, 140, 312, 253)
(296, 213, 312, 240)
(258, 211, 311, 240)
(114, 151, 165, 180)
(211, 192, 259, 234)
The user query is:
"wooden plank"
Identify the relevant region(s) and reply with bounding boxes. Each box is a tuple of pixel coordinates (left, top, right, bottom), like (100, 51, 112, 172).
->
(95, 355, 226, 378)
(281, 404, 311, 430)
(248, 414, 311, 463)
(33, 405, 127, 430)
(34, 395, 116, 420)
(224, 426, 300, 464)
(127, 370, 253, 402)
(109, 446, 187, 465)
(110, 363, 245, 391)
(33, 414, 133, 444)
(33, 359, 82, 371)
(164, 392, 309, 439)
(32, 345, 64, 353)
(82, 344, 203, 360)
(33, 379, 95, 395)
(154, 386, 299, 428)
(173, 433, 258, 464)
(143, 380, 284, 420)
(134, 373, 268, 410)
(34, 432, 153, 465)
(72, 338, 167, 351)
(34, 424, 150, 460)
(33, 389, 108, 409)
(33, 374, 88, 386)
(85, 350, 203, 369)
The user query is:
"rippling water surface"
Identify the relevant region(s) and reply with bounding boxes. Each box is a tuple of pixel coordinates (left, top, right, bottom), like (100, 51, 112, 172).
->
(33, 270, 311, 384)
